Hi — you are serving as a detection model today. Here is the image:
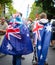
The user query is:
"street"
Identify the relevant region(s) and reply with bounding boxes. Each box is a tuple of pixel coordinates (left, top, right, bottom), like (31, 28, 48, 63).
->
(0, 47, 55, 65)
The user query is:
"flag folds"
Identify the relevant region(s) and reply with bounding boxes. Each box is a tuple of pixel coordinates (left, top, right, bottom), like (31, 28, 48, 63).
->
(0, 24, 33, 55)
(33, 22, 52, 65)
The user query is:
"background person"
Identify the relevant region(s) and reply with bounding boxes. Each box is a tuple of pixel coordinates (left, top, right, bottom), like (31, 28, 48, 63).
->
(0, 17, 8, 46)
(33, 12, 51, 65)
(12, 12, 25, 65)
(0, 17, 8, 56)
(38, 12, 51, 65)
(50, 16, 55, 49)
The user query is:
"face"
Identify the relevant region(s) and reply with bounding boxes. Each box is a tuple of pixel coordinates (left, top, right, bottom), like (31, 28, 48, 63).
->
(1, 18, 5, 25)
(2, 19, 5, 22)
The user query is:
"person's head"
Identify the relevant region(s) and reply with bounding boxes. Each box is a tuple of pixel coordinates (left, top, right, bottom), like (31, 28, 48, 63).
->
(19, 12, 22, 17)
(12, 12, 22, 19)
(1, 17, 5, 24)
(10, 12, 23, 24)
(39, 12, 47, 19)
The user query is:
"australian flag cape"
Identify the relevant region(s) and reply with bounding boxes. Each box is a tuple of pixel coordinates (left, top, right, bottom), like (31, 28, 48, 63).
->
(33, 22, 52, 65)
(0, 23, 33, 55)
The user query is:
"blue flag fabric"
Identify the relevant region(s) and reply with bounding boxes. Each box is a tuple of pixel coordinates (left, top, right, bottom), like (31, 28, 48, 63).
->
(37, 23, 52, 65)
(0, 24, 33, 55)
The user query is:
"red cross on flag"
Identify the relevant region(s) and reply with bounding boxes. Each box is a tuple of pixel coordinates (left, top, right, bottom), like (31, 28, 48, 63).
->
(6, 25, 21, 40)
(33, 22, 44, 44)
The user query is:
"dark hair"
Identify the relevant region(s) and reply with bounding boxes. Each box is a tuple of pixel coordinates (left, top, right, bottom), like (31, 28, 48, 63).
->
(19, 12, 22, 17)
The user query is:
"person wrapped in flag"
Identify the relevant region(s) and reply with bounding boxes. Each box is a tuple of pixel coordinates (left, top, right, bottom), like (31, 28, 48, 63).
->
(33, 12, 52, 65)
(0, 12, 33, 65)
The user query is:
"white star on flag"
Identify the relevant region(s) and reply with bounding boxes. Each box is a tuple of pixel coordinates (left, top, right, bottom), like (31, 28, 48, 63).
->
(40, 54, 43, 59)
(38, 45, 41, 50)
(7, 43, 12, 50)
(27, 33, 29, 37)
(46, 24, 52, 32)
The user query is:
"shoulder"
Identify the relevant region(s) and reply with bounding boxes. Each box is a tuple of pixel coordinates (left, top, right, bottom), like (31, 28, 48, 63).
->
(50, 19, 55, 24)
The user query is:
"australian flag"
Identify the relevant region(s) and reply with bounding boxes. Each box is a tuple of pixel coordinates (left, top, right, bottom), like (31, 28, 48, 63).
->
(0, 23, 33, 55)
(33, 22, 52, 65)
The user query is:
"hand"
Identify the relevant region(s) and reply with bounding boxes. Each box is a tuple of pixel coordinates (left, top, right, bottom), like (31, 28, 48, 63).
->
(0, 30, 6, 34)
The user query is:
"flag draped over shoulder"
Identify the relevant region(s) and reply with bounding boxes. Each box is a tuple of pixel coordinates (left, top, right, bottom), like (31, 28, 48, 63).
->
(33, 22, 52, 65)
(0, 23, 33, 55)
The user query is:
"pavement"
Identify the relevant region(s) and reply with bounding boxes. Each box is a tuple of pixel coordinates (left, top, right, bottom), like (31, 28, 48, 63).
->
(0, 47, 55, 65)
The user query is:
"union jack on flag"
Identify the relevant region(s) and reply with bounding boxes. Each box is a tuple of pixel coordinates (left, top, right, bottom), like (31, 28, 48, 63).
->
(6, 25, 21, 40)
(36, 23, 52, 65)
(0, 23, 33, 55)
(33, 22, 44, 44)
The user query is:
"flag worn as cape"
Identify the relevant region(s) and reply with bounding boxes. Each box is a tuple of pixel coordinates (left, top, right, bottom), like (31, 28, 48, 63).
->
(33, 22, 52, 65)
(0, 24, 33, 55)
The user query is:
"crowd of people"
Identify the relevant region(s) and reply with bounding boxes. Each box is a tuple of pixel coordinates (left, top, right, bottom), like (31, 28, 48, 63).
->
(0, 12, 55, 65)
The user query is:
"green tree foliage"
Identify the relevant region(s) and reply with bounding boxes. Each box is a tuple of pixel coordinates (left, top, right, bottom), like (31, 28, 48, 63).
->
(5, 3, 17, 18)
(35, 0, 55, 17)
(29, 2, 43, 20)
(29, 3, 37, 20)
(0, 0, 12, 17)
(7, 3, 17, 15)
(0, 0, 12, 4)
(0, 0, 17, 17)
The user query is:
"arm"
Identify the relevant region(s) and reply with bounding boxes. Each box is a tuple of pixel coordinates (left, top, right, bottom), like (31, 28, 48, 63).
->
(0, 30, 6, 35)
